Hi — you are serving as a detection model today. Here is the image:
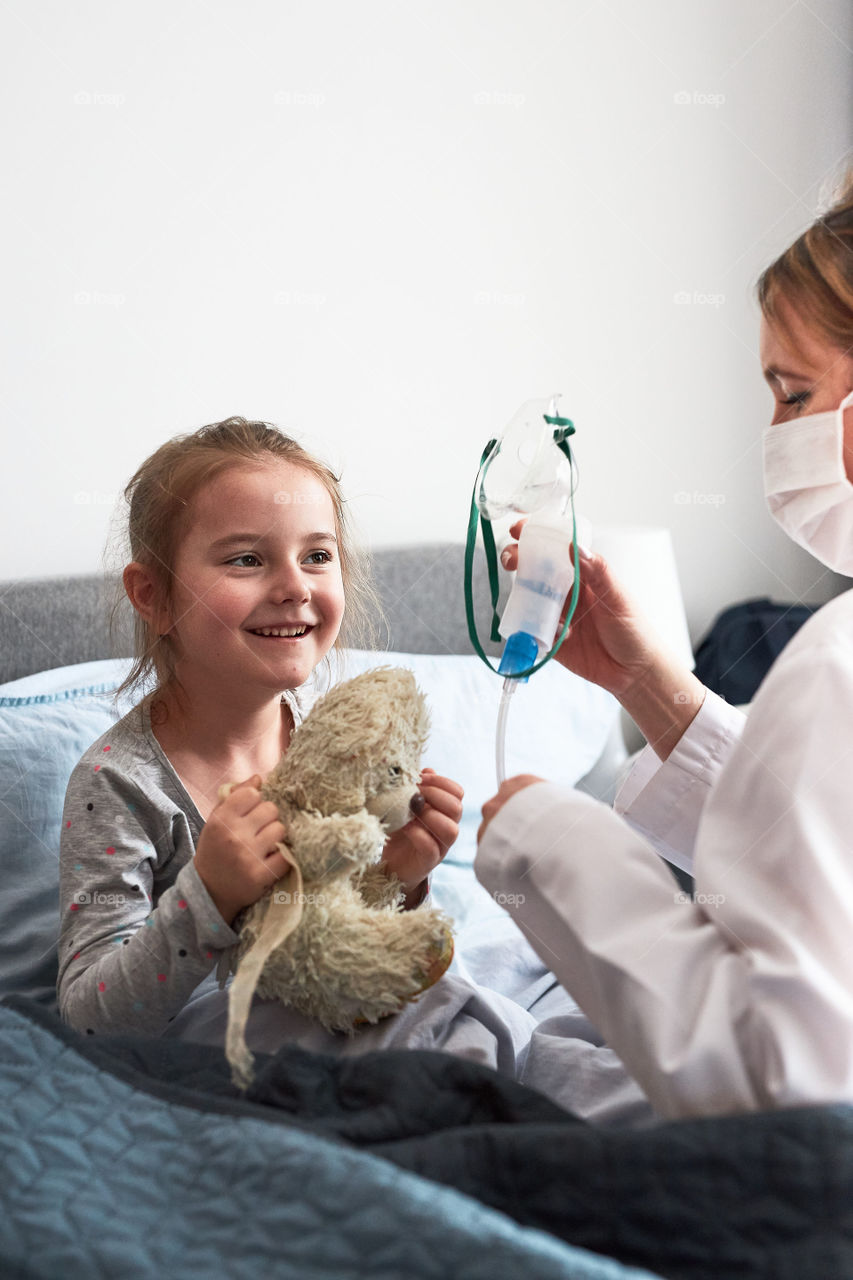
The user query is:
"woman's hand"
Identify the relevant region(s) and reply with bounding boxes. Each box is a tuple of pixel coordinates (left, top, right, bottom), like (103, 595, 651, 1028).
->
(194, 776, 291, 926)
(477, 774, 545, 844)
(502, 520, 706, 759)
(502, 519, 659, 698)
(381, 769, 464, 907)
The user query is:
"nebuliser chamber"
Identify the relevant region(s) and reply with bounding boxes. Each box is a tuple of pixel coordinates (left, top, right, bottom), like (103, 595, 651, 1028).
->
(498, 493, 579, 655)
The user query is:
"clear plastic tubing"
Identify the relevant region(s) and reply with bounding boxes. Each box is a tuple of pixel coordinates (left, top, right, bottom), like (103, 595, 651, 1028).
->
(495, 678, 516, 785)
(495, 631, 538, 785)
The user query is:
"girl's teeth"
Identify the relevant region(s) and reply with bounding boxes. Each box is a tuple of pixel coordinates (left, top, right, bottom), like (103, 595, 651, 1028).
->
(252, 627, 308, 637)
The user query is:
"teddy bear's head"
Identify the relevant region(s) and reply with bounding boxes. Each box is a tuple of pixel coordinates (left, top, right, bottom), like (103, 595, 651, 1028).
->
(264, 666, 430, 831)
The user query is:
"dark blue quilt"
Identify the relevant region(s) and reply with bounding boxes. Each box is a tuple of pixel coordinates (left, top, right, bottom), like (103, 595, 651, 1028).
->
(0, 996, 659, 1280)
(3, 994, 853, 1279)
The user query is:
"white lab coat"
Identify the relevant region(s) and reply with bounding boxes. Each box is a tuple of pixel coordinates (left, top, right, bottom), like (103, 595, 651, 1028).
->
(476, 588, 853, 1119)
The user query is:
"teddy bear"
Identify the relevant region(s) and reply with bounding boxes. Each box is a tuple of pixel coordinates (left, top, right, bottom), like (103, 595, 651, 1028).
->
(218, 665, 456, 1089)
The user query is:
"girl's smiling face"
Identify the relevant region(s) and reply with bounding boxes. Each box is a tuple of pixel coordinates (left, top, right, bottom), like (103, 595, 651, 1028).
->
(165, 460, 345, 697)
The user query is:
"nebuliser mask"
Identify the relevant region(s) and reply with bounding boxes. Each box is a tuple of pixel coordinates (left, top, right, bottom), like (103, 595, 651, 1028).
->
(464, 395, 590, 785)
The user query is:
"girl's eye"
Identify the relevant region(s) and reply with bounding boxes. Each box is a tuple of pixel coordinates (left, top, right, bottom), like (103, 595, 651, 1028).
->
(304, 549, 333, 565)
(227, 553, 261, 567)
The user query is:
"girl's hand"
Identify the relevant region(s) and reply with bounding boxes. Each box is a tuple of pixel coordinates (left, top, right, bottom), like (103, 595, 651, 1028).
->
(381, 769, 464, 907)
(502, 519, 660, 699)
(478, 774, 545, 844)
(194, 776, 290, 926)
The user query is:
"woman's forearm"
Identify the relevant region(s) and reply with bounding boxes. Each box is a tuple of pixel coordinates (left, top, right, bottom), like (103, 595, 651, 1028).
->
(618, 658, 707, 761)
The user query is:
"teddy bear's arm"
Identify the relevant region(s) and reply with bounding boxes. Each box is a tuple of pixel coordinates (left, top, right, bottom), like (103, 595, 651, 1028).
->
(355, 861, 407, 910)
(286, 809, 386, 880)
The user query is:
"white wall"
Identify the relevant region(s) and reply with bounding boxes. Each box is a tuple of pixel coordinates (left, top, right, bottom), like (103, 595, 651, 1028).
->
(1, 0, 851, 645)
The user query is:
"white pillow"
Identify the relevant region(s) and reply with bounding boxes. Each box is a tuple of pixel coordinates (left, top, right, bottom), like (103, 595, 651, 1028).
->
(0, 658, 136, 702)
(0, 650, 618, 873)
(326, 649, 618, 864)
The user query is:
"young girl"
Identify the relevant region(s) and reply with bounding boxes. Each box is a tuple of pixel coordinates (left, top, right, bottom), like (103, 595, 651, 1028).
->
(56, 419, 466, 1042)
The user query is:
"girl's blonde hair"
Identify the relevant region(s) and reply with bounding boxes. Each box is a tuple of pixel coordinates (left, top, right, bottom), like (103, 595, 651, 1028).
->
(757, 168, 853, 350)
(108, 416, 382, 710)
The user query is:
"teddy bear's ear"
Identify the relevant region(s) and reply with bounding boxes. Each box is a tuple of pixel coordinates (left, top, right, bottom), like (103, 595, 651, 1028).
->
(322, 699, 397, 761)
(270, 665, 429, 802)
(322, 667, 428, 760)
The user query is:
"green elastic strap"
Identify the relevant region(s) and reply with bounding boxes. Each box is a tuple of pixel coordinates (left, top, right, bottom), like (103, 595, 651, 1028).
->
(464, 423, 581, 680)
(465, 440, 502, 653)
(544, 412, 576, 467)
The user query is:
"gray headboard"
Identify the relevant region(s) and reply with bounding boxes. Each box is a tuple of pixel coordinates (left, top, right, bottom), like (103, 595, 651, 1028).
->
(0, 543, 500, 685)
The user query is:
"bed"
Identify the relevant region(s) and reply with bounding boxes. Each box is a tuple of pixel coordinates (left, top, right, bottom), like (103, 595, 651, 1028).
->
(2, 543, 852, 1280)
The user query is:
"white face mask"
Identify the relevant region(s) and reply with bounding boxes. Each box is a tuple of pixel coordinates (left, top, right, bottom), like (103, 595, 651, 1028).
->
(762, 388, 853, 576)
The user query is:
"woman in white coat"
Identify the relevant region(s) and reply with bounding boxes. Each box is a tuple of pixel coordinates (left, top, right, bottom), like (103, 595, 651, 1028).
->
(475, 175, 853, 1120)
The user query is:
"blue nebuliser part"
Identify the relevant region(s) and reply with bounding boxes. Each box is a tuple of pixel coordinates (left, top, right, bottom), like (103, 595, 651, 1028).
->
(497, 631, 539, 683)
